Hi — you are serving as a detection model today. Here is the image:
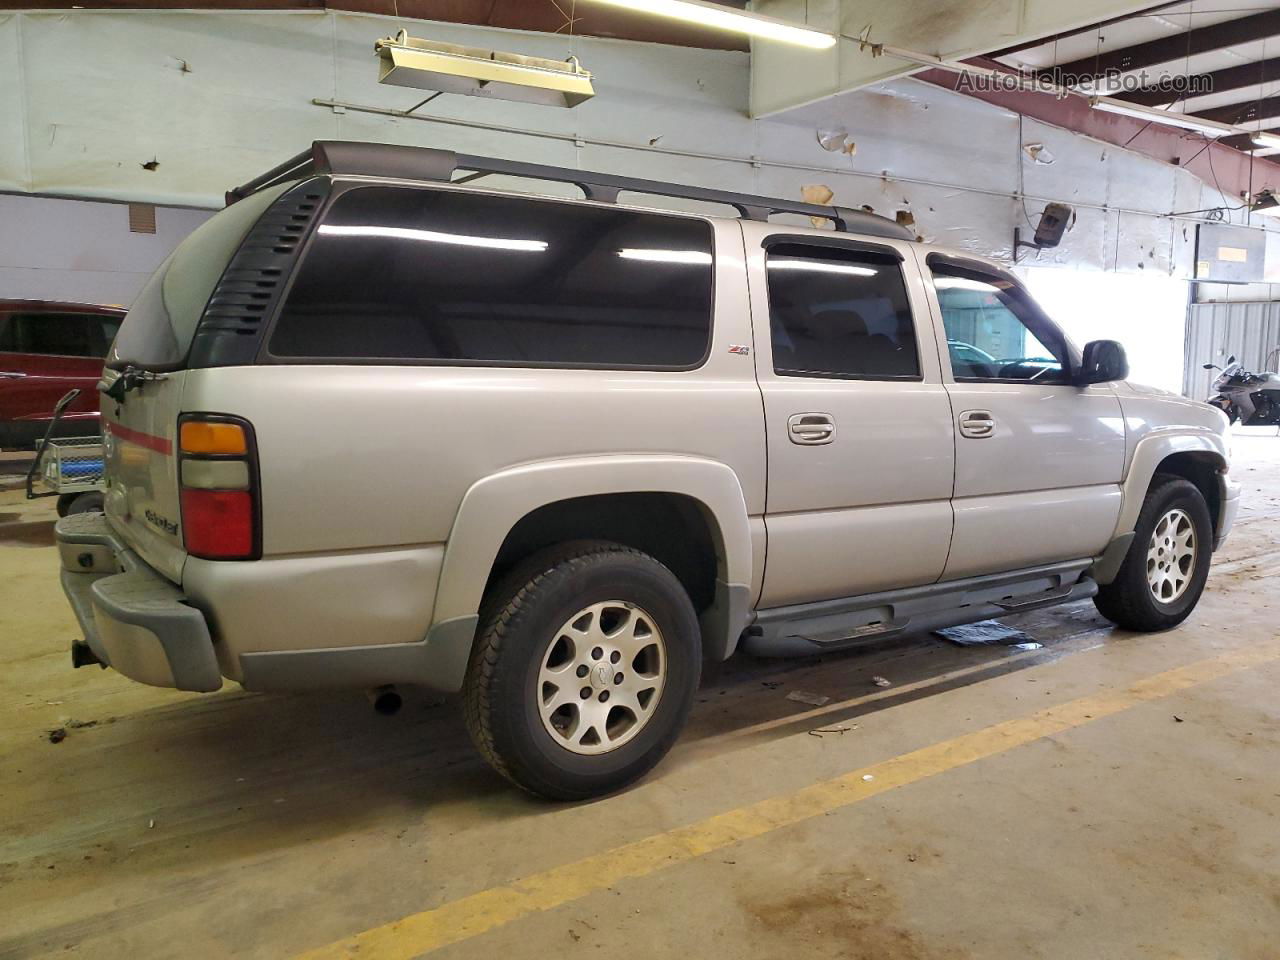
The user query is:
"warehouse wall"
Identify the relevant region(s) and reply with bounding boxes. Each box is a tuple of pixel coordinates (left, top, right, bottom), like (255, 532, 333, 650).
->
(0, 193, 210, 305)
(0, 9, 1254, 377)
(0, 10, 1245, 267)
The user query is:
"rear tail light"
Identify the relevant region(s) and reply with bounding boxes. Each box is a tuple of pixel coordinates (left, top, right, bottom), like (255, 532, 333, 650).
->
(178, 414, 260, 560)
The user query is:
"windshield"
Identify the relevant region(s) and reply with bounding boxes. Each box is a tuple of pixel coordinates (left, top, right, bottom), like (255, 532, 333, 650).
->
(107, 182, 293, 371)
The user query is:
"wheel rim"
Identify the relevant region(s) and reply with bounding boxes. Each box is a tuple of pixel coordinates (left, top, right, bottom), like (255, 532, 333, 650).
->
(1146, 508, 1197, 604)
(536, 600, 667, 756)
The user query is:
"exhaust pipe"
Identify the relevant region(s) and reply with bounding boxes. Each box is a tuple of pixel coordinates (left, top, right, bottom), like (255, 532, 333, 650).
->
(367, 685, 402, 716)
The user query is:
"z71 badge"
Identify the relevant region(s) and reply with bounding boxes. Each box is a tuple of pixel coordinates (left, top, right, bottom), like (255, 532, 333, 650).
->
(728, 344, 750, 355)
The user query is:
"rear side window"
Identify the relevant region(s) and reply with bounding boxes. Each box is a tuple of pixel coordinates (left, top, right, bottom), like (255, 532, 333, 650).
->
(765, 243, 920, 380)
(0, 313, 120, 358)
(269, 186, 714, 368)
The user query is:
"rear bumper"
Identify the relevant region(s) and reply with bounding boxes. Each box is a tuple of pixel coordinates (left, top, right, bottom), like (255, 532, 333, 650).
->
(55, 512, 222, 692)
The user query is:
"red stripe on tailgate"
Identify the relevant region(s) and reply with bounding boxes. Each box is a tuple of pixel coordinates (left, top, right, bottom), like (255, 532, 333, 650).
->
(110, 423, 173, 455)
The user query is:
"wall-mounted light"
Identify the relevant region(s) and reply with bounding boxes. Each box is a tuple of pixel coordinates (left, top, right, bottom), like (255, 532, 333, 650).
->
(1250, 190, 1280, 218)
(581, 0, 835, 49)
(374, 31, 595, 108)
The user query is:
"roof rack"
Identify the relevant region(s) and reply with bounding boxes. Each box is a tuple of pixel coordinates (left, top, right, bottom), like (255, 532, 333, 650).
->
(225, 140, 914, 241)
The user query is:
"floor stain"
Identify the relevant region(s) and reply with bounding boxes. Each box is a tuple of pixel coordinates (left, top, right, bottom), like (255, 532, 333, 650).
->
(739, 869, 968, 960)
(0, 519, 56, 546)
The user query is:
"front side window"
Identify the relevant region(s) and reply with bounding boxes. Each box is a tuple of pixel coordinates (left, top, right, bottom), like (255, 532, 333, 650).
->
(270, 186, 714, 368)
(930, 262, 1070, 383)
(764, 243, 920, 380)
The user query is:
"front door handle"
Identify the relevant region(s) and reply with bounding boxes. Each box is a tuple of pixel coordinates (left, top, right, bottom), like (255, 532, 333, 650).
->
(0, 371, 28, 379)
(958, 409, 995, 439)
(788, 412, 835, 445)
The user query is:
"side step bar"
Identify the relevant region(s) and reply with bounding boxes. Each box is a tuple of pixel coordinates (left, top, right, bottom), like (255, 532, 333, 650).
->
(741, 560, 1097, 658)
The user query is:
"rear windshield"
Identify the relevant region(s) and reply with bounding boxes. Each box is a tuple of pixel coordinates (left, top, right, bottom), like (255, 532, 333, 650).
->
(107, 182, 292, 371)
(268, 185, 714, 369)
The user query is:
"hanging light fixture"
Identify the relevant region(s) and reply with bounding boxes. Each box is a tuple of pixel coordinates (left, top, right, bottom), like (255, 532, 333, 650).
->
(374, 31, 595, 108)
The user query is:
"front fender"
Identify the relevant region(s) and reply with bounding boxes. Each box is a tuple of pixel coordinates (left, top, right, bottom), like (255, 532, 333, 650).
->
(1113, 429, 1228, 540)
(426, 455, 755, 684)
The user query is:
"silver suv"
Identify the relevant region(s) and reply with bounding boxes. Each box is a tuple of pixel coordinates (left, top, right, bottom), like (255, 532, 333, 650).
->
(54, 141, 1239, 799)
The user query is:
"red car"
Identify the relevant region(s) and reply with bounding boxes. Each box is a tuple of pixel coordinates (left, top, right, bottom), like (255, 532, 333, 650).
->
(0, 300, 126, 449)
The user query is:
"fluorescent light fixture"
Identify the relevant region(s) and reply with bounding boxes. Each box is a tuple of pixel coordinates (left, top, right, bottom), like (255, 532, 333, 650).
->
(318, 224, 547, 252)
(582, 0, 835, 49)
(1253, 133, 1280, 149)
(374, 31, 594, 108)
(618, 248, 713, 264)
(1090, 96, 1237, 138)
(767, 259, 877, 277)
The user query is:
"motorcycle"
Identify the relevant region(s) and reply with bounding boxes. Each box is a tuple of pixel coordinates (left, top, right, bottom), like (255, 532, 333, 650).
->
(1204, 353, 1280, 426)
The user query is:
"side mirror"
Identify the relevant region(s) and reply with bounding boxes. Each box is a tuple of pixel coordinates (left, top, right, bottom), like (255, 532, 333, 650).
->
(1202, 362, 1219, 371)
(1077, 340, 1128, 385)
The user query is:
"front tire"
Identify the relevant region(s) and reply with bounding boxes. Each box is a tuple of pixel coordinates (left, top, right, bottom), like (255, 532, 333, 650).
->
(1094, 476, 1213, 631)
(463, 541, 701, 800)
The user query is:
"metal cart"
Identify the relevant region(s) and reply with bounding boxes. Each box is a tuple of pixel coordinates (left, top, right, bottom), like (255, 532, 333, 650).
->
(25, 389, 106, 517)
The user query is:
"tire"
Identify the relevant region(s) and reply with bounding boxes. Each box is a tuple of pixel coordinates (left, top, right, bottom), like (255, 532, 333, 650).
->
(1093, 476, 1213, 631)
(463, 540, 701, 800)
(64, 492, 105, 516)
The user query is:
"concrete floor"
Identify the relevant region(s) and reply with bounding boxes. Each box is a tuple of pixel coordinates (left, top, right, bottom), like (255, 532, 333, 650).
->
(1, 435, 1278, 960)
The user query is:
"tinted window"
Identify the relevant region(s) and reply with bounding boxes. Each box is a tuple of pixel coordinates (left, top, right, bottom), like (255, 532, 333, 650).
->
(765, 243, 920, 379)
(270, 186, 714, 368)
(931, 263, 1069, 383)
(0, 313, 118, 358)
(109, 180, 291, 371)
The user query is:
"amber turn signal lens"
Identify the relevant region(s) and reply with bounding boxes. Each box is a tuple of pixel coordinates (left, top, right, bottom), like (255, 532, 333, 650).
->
(180, 421, 248, 455)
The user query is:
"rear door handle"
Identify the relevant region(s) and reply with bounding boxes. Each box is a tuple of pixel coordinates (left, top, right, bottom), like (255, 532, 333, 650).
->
(788, 412, 835, 445)
(958, 409, 995, 438)
(0, 371, 27, 379)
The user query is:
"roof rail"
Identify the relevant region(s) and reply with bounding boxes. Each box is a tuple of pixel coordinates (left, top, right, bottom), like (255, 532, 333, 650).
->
(225, 140, 914, 241)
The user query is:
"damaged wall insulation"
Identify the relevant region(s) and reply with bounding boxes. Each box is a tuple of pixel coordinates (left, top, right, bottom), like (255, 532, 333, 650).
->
(0, 9, 1266, 306)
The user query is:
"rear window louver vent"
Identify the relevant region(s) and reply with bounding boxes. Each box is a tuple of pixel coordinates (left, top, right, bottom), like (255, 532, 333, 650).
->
(187, 179, 330, 368)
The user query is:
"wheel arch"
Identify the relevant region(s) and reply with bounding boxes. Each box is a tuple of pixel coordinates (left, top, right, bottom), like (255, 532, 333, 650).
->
(1115, 432, 1229, 543)
(428, 456, 755, 688)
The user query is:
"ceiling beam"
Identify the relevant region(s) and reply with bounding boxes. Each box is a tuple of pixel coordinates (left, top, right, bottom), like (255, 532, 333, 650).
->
(985, 1, 1184, 61)
(1192, 93, 1280, 127)
(1044, 8, 1280, 80)
(1116, 56, 1280, 107)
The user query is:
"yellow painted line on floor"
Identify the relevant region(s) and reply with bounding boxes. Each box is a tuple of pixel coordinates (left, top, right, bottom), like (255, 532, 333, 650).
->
(295, 639, 1280, 960)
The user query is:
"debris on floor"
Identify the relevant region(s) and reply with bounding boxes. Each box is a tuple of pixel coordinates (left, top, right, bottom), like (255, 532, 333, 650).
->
(935, 620, 1038, 647)
(871, 675, 892, 687)
(47, 727, 66, 744)
(786, 689, 830, 707)
(809, 724, 857, 737)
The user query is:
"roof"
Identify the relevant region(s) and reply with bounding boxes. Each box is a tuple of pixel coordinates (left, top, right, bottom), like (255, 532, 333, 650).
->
(225, 140, 915, 242)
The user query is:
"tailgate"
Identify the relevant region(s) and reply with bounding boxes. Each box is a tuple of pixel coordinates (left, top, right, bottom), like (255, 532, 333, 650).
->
(102, 368, 189, 583)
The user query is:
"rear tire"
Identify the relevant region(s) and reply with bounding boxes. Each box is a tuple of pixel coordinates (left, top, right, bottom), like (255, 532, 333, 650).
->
(1093, 476, 1212, 631)
(463, 540, 701, 801)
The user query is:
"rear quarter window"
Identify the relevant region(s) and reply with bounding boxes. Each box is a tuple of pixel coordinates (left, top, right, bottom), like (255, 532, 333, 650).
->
(268, 185, 714, 369)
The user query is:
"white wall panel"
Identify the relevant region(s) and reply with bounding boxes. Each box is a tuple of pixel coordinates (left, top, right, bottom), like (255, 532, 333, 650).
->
(0, 16, 27, 193)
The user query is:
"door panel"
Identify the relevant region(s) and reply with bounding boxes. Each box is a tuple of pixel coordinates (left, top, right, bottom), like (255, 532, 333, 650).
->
(918, 251, 1127, 580)
(946, 483, 1122, 579)
(948, 382, 1126, 497)
(745, 225, 955, 609)
(762, 501, 954, 606)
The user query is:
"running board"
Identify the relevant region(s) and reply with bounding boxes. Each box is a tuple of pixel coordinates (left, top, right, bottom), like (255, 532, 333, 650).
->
(741, 560, 1097, 658)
